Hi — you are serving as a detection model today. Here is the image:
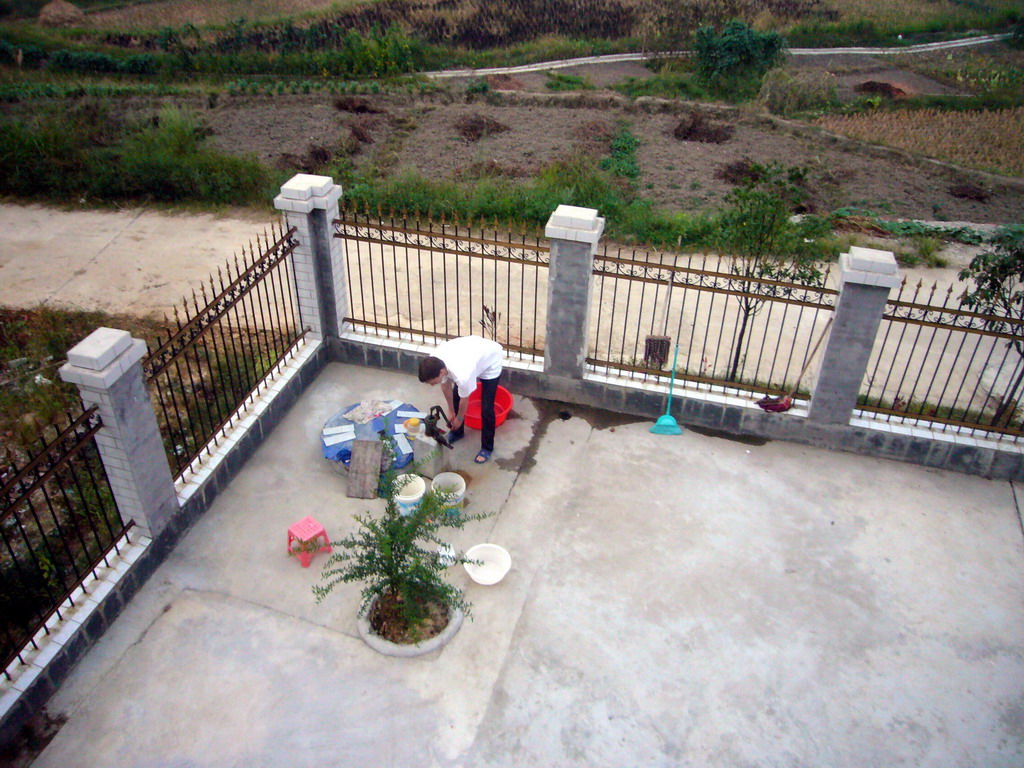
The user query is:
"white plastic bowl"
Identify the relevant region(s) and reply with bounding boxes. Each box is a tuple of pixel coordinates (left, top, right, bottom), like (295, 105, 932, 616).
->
(464, 543, 512, 585)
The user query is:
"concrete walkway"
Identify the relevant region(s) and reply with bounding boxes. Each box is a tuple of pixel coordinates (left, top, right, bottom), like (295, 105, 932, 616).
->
(29, 363, 1024, 767)
(425, 33, 1012, 77)
(0, 204, 275, 318)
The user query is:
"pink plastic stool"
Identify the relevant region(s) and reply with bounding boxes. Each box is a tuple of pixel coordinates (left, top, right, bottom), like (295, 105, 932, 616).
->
(287, 516, 332, 568)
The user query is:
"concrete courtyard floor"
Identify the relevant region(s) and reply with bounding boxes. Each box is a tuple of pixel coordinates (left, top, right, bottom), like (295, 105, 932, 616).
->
(29, 363, 1024, 768)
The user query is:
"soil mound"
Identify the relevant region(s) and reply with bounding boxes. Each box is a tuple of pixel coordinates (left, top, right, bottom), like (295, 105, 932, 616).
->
(716, 157, 764, 185)
(455, 114, 510, 142)
(349, 121, 374, 144)
(333, 96, 382, 114)
(276, 143, 334, 174)
(854, 80, 910, 99)
(949, 184, 990, 202)
(572, 118, 616, 153)
(673, 111, 734, 144)
(38, 0, 85, 26)
(485, 74, 526, 91)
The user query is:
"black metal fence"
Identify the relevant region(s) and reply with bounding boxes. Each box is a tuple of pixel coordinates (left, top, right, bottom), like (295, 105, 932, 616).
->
(860, 279, 1024, 442)
(143, 225, 306, 481)
(1, 407, 131, 677)
(589, 245, 837, 399)
(333, 207, 549, 360)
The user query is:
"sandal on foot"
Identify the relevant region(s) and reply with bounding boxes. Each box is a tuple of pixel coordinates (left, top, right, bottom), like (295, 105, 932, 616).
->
(447, 431, 464, 445)
(474, 449, 492, 464)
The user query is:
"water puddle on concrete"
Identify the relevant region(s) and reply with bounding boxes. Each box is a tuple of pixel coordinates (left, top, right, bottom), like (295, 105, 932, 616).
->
(686, 424, 770, 446)
(495, 399, 646, 475)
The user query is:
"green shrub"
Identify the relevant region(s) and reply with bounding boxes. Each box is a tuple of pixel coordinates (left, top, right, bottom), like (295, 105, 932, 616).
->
(48, 49, 120, 74)
(1011, 17, 1024, 49)
(119, 53, 159, 75)
(694, 21, 786, 90)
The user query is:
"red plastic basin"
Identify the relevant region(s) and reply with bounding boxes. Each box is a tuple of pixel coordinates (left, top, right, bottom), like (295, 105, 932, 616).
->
(465, 384, 513, 430)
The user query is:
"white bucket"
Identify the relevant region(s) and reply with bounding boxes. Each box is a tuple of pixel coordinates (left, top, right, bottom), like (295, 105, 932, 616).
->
(394, 474, 426, 516)
(431, 472, 466, 516)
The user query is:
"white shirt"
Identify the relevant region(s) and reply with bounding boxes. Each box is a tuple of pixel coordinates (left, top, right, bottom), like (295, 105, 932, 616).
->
(435, 336, 503, 397)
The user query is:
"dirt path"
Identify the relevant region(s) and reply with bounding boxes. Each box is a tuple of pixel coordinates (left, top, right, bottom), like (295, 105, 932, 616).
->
(0, 203, 276, 318)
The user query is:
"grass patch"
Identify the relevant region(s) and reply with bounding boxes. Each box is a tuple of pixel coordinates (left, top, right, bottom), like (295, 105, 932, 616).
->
(340, 124, 717, 248)
(614, 70, 711, 101)
(544, 70, 594, 91)
(0, 101, 270, 204)
(598, 125, 640, 181)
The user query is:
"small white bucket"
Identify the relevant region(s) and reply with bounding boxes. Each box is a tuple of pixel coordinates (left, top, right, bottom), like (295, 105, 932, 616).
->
(394, 474, 426, 516)
(431, 472, 466, 516)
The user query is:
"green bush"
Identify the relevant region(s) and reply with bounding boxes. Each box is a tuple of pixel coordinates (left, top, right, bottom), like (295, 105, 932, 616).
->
(694, 21, 786, 89)
(48, 49, 120, 74)
(119, 53, 159, 75)
(0, 37, 45, 67)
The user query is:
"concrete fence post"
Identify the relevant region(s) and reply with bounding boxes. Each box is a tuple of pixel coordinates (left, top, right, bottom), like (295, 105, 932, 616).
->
(59, 328, 178, 540)
(273, 173, 347, 340)
(543, 205, 605, 379)
(809, 246, 902, 425)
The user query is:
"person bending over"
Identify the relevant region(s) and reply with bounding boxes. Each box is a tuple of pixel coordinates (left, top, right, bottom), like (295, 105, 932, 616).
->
(418, 335, 503, 464)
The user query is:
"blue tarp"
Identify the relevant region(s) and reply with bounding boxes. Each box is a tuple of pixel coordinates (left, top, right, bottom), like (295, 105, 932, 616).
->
(320, 401, 419, 470)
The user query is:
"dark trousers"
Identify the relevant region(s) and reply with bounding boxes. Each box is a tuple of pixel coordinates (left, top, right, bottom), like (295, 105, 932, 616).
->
(450, 375, 500, 451)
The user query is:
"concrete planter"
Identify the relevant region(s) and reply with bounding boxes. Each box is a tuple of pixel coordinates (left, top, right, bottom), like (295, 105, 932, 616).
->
(356, 598, 464, 657)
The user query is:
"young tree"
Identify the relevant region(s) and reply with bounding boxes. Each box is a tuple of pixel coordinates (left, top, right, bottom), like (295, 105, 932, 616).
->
(958, 225, 1024, 424)
(314, 438, 486, 642)
(715, 162, 826, 382)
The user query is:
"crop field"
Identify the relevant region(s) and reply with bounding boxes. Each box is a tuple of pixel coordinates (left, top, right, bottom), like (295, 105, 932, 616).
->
(78, 0, 357, 29)
(816, 107, 1024, 178)
(5, 0, 1015, 43)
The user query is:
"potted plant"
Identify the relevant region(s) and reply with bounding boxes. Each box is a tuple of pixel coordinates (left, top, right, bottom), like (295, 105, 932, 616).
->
(313, 439, 484, 656)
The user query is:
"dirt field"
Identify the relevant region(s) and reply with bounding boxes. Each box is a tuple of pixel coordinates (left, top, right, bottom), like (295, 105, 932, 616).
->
(181, 87, 1024, 224)
(2, 49, 1021, 225)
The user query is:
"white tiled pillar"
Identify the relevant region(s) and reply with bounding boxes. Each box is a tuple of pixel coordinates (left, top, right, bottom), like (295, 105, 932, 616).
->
(59, 328, 179, 540)
(544, 205, 605, 379)
(809, 247, 902, 425)
(273, 174, 347, 340)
